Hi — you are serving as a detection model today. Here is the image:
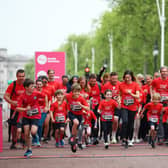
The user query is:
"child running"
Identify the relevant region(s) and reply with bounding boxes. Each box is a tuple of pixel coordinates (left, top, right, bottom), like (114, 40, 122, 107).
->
(65, 83, 89, 152)
(141, 93, 164, 148)
(16, 79, 47, 158)
(50, 90, 68, 147)
(98, 89, 119, 149)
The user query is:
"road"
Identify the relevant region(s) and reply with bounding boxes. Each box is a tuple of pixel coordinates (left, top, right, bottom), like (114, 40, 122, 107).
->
(0, 127, 168, 168)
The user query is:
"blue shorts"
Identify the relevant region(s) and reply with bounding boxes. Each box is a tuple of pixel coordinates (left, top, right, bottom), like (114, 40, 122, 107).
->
(68, 111, 83, 125)
(22, 118, 39, 127)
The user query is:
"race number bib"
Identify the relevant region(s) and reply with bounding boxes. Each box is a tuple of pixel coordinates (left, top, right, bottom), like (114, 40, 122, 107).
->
(124, 98, 134, 106)
(55, 115, 65, 122)
(27, 108, 39, 116)
(160, 94, 168, 102)
(102, 114, 113, 120)
(149, 116, 158, 123)
(70, 104, 81, 111)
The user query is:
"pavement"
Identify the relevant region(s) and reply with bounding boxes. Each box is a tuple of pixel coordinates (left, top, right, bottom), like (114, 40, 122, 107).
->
(1, 127, 168, 168)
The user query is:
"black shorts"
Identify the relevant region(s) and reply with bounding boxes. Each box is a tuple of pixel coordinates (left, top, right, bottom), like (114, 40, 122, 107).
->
(22, 118, 39, 127)
(148, 121, 158, 130)
(68, 111, 83, 125)
(114, 108, 120, 117)
(54, 123, 65, 130)
(9, 109, 19, 125)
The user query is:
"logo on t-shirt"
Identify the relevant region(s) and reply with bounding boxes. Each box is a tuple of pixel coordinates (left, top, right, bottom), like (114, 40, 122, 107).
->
(34, 96, 37, 100)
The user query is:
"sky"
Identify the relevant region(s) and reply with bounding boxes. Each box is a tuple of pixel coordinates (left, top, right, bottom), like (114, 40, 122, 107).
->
(0, 0, 108, 57)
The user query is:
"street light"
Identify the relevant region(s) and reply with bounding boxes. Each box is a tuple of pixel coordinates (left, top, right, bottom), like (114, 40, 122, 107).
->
(153, 41, 159, 73)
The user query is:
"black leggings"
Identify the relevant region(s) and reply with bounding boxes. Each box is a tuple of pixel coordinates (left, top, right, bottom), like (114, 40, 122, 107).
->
(102, 121, 112, 143)
(120, 108, 136, 140)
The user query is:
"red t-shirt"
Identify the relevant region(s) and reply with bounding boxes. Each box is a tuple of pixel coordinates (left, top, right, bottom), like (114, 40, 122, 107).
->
(50, 101, 67, 123)
(83, 110, 97, 127)
(17, 91, 46, 119)
(34, 89, 47, 112)
(151, 78, 168, 102)
(119, 81, 140, 111)
(5, 81, 25, 110)
(80, 88, 90, 100)
(48, 81, 60, 92)
(59, 83, 67, 94)
(66, 93, 88, 115)
(144, 102, 163, 124)
(98, 99, 118, 121)
(101, 81, 120, 99)
(42, 84, 55, 101)
(89, 83, 101, 109)
(163, 107, 168, 123)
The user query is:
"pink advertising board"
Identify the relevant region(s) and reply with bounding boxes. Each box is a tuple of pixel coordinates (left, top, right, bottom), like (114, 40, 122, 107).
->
(35, 52, 66, 82)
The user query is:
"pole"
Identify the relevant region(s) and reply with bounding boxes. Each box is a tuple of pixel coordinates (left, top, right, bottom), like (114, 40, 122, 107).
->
(156, 0, 165, 67)
(161, 0, 165, 66)
(108, 34, 113, 72)
(91, 48, 95, 73)
(72, 42, 78, 74)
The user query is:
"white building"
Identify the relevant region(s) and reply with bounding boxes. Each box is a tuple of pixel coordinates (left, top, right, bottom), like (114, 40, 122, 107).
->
(0, 48, 31, 96)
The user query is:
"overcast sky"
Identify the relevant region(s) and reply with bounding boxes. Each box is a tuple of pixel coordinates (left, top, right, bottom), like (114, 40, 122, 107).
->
(0, 0, 108, 56)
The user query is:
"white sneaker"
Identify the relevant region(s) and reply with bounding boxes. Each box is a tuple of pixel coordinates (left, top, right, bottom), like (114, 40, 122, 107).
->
(111, 137, 117, 144)
(104, 142, 109, 149)
(135, 139, 141, 143)
(128, 140, 134, 147)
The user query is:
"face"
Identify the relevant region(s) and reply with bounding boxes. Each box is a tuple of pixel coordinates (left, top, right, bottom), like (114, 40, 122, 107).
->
(154, 72, 160, 79)
(79, 79, 86, 88)
(105, 91, 112, 100)
(72, 77, 78, 84)
(89, 78, 97, 86)
(124, 74, 132, 83)
(42, 78, 48, 86)
(72, 90, 80, 98)
(26, 84, 35, 94)
(152, 97, 160, 104)
(16, 72, 25, 84)
(160, 68, 168, 79)
(56, 93, 63, 101)
(62, 77, 68, 85)
(146, 76, 152, 84)
(110, 75, 118, 85)
(104, 76, 110, 83)
(48, 70, 55, 80)
(36, 81, 43, 90)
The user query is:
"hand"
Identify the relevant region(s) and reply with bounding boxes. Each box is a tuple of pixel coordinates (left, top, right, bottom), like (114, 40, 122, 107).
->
(11, 101, 18, 106)
(44, 107, 49, 112)
(26, 106, 31, 111)
(77, 101, 82, 107)
(66, 118, 70, 123)
(127, 89, 132, 94)
(51, 118, 55, 123)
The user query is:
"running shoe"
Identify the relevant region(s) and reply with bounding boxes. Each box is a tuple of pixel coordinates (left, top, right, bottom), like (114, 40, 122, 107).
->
(60, 140, 65, 147)
(78, 143, 83, 150)
(42, 138, 48, 144)
(104, 143, 109, 149)
(111, 137, 117, 144)
(71, 144, 77, 153)
(128, 140, 134, 147)
(55, 142, 59, 148)
(151, 140, 155, 148)
(24, 149, 32, 157)
(10, 143, 17, 150)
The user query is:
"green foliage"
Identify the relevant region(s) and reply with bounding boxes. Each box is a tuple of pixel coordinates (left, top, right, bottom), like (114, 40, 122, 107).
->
(24, 59, 35, 80)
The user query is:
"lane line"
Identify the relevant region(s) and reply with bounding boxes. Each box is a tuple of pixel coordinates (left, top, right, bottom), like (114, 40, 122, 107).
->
(1, 153, 168, 160)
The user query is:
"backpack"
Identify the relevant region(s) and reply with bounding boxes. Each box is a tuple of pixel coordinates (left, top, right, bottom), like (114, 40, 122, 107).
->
(10, 81, 16, 99)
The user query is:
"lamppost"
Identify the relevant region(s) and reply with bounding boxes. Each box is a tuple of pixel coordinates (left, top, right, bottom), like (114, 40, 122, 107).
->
(153, 41, 159, 73)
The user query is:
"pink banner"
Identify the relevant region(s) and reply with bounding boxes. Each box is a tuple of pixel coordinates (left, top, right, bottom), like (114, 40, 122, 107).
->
(0, 103, 2, 152)
(35, 52, 66, 82)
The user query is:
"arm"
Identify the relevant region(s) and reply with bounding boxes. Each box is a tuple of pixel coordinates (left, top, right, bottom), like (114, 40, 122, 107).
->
(44, 95, 49, 112)
(50, 110, 55, 123)
(127, 90, 140, 99)
(4, 93, 17, 106)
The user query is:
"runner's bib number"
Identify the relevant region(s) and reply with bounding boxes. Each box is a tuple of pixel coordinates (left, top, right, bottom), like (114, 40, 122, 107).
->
(124, 99, 134, 106)
(160, 95, 168, 102)
(55, 115, 65, 122)
(27, 108, 39, 116)
(102, 114, 113, 120)
(149, 117, 158, 123)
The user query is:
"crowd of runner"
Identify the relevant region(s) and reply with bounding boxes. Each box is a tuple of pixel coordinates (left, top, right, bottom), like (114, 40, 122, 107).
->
(3, 66, 168, 157)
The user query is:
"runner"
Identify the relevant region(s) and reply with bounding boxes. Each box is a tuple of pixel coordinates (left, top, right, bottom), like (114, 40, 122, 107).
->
(4, 69, 25, 149)
(98, 89, 119, 149)
(141, 93, 164, 148)
(65, 83, 89, 152)
(16, 79, 47, 157)
(119, 70, 140, 148)
(101, 72, 121, 144)
(50, 90, 68, 148)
